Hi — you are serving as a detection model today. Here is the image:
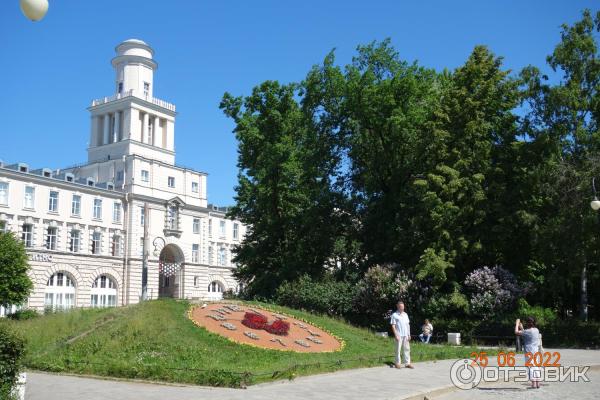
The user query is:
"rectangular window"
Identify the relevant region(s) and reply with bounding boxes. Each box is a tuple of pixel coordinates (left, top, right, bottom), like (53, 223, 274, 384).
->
(208, 219, 212, 237)
(168, 176, 175, 188)
(116, 171, 124, 181)
(148, 119, 153, 144)
(46, 227, 57, 250)
(167, 205, 178, 230)
(192, 244, 199, 263)
(219, 247, 226, 266)
(193, 218, 200, 234)
(22, 224, 33, 247)
(117, 81, 123, 94)
(191, 182, 199, 193)
(219, 220, 226, 238)
(194, 276, 200, 287)
(140, 206, 145, 227)
(208, 246, 213, 265)
(69, 230, 80, 252)
(112, 235, 121, 256)
(141, 170, 149, 182)
(143, 82, 150, 97)
(48, 191, 59, 212)
(92, 232, 101, 254)
(113, 202, 122, 223)
(233, 223, 239, 240)
(0, 221, 6, 232)
(24, 186, 35, 209)
(71, 195, 81, 216)
(93, 199, 102, 220)
(0, 182, 8, 206)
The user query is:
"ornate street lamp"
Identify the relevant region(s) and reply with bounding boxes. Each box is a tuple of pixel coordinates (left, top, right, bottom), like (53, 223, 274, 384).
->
(20, 0, 49, 22)
(591, 178, 600, 210)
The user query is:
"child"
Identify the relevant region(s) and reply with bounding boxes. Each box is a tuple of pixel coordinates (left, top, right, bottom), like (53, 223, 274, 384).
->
(514, 317, 541, 388)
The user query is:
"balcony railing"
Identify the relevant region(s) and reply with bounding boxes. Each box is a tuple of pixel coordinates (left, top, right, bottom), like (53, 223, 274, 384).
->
(91, 89, 176, 112)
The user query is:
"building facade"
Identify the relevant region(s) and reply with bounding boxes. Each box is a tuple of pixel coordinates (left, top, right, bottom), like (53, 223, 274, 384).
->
(0, 39, 245, 313)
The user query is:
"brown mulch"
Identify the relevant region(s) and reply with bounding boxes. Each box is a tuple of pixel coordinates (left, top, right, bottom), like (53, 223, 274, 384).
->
(189, 303, 342, 353)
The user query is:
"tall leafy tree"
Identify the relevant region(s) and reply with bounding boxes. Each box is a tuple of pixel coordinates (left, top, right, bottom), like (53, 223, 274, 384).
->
(413, 46, 521, 285)
(520, 10, 600, 319)
(340, 40, 442, 274)
(221, 81, 344, 298)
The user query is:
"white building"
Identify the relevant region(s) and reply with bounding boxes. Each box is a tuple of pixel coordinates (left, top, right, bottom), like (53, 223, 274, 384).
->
(0, 39, 245, 313)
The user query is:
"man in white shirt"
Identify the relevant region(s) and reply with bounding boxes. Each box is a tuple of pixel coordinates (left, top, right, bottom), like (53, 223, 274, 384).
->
(390, 300, 414, 369)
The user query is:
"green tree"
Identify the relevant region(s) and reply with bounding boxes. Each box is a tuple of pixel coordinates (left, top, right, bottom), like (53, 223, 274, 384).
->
(339, 40, 443, 273)
(520, 9, 600, 320)
(221, 81, 345, 298)
(0, 232, 32, 309)
(414, 46, 521, 284)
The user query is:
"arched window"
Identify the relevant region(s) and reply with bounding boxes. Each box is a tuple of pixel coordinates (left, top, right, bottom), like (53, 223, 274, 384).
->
(90, 275, 117, 307)
(45, 272, 76, 310)
(207, 281, 224, 299)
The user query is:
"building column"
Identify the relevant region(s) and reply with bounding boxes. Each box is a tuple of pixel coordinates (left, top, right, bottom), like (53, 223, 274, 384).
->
(90, 116, 98, 147)
(142, 113, 149, 144)
(166, 120, 175, 151)
(114, 111, 121, 142)
(153, 116, 159, 146)
(122, 109, 131, 140)
(103, 114, 110, 145)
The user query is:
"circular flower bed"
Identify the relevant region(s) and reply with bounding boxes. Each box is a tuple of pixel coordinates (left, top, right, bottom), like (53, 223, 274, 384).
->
(189, 303, 342, 353)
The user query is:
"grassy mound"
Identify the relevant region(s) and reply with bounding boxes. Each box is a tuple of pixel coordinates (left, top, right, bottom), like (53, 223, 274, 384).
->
(4, 299, 488, 387)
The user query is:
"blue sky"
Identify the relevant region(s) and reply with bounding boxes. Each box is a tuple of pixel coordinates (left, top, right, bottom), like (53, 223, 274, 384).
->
(0, 1, 597, 205)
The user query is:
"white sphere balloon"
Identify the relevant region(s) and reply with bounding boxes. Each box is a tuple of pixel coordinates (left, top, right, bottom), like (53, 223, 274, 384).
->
(20, 0, 49, 22)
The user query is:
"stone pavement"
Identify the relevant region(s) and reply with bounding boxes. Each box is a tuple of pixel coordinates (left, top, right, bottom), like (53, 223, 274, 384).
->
(24, 349, 599, 400)
(435, 370, 600, 400)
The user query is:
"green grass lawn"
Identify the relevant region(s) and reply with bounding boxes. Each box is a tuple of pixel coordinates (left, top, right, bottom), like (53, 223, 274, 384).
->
(4, 299, 492, 387)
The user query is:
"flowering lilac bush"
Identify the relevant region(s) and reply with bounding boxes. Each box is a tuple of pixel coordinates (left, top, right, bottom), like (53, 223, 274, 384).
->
(353, 264, 421, 329)
(464, 266, 528, 318)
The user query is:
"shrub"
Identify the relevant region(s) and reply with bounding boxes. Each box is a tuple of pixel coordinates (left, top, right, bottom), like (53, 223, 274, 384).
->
(422, 288, 469, 321)
(514, 299, 557, 327)
(275, 274, 356, 316)
(0, 232, 33, 310)
(7, 309, 39, 321)
(222, 289, 237, 300)
(0, 324, 25, 400)
(464, 266, 528, 319)
(539, 320, 600, 348)
(353, 264, 418, 330)
(265, 319, 290, 336)
(241, 312, 268, 330)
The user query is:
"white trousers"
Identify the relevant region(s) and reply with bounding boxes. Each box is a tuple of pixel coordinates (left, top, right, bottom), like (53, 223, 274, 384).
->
(395, 336, 411, 365)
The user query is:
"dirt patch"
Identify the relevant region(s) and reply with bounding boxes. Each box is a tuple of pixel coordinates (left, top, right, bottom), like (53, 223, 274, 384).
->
(189, 303, 342, 353)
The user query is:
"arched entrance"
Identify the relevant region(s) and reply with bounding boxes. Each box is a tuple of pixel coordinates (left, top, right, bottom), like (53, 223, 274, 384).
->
(158, 244, 184, 298)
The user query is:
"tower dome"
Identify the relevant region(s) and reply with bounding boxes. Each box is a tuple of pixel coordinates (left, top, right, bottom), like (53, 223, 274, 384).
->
(111, 39, 157, 98)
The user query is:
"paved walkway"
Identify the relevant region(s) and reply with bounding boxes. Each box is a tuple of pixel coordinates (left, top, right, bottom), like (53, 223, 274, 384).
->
(436, 370, 600, 400)
(24, 349, 599, 400)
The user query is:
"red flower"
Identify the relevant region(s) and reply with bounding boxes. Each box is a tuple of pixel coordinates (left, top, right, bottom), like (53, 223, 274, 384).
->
(265, 319, 290, 336)
(241, 312, 268, 330)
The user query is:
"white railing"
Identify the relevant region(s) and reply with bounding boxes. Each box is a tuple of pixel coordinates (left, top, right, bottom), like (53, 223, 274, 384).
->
(91, 89, 176, 112)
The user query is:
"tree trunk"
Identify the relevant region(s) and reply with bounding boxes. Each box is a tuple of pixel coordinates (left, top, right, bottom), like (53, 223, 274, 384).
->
(580, 265, 588, 321)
